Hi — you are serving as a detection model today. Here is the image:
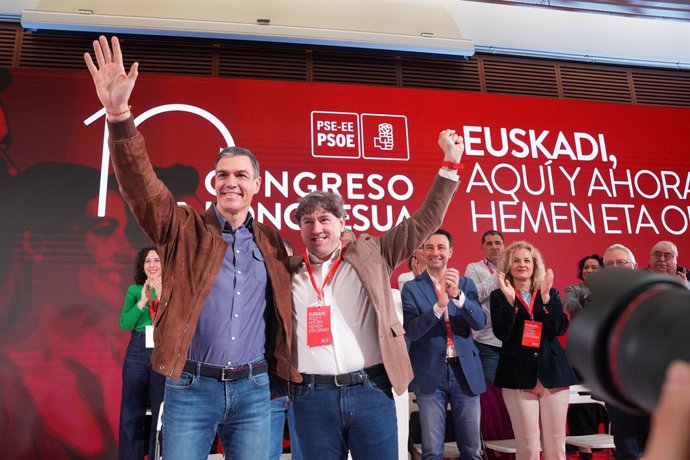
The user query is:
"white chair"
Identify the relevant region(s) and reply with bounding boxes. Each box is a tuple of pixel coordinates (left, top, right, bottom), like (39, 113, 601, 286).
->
(482, 438, 521, 455)
(566, 385, 615, 456)
(482, 385, 613, 459)
(154, 402, 164, 460)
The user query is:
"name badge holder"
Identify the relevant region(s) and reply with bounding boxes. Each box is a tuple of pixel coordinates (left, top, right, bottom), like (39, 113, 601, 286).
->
(517, 287, 542, 348)
(304, 244, 342, 347)
(145, 325, 155, 348)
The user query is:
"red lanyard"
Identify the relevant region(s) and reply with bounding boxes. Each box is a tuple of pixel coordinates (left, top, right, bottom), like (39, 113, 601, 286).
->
(304, 243, 343, 303)
(515, 287, 539, 319)
(484, 259, 494, 275)
(149, 298, 158, 321)
(147, 286, 158, 321)
(433, 279, 455, 348)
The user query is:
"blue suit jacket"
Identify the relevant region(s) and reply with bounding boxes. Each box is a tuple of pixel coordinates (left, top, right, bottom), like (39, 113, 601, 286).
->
(402, 271, 487, 396)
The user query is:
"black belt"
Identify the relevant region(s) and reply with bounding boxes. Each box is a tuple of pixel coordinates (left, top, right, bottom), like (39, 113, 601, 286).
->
(299, 363, 387, 387)
(446, 356, 459, 364)
(183, 360, 268, 381)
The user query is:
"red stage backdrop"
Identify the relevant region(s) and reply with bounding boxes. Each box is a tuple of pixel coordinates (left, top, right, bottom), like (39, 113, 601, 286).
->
(0, 67, 688, 458)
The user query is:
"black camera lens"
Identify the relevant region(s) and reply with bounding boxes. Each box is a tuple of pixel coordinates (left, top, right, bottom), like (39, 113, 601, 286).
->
(566, 268, 690, 414)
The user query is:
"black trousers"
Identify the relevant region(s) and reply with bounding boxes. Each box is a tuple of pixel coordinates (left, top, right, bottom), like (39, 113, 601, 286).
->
(607, 406, 650, 460)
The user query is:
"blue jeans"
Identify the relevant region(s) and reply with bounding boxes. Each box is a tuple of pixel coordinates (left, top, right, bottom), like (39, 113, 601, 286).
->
(415, 362, 482, 460)
(119, 331, 165, 460)
(290, 372, 397, 460)
(269, 396, 301, 460)
(162, 361, 270, 460)
(475, 341, 500, 384)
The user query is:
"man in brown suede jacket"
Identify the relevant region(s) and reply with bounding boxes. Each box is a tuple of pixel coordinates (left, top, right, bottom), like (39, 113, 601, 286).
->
(288, 130, 464, 459)
(85, 35, 296, 460)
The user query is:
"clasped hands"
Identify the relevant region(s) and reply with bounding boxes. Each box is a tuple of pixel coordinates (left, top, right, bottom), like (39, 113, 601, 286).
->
(138, 276, 162, 310)
(435, 268, 460, 310)
(496, 268, 554, 305)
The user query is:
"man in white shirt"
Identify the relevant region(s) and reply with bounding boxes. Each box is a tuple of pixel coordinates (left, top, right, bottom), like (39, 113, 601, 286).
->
(289, 129, 464, 460)
(464, 230, 504, 384)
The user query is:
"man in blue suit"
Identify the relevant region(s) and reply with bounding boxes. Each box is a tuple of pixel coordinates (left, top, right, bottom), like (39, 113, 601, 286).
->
(402, 229, 486, 460)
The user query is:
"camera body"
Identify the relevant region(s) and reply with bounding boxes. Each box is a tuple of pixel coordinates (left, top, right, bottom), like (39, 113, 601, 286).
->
(567, 268, 690, 414)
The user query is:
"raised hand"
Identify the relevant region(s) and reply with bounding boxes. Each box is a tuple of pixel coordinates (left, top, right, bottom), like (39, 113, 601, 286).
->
(84, 35, 138, 120)
(497, 272, 515, 304)
(411, 249, 426, 277)
(437, 129, 465, 163)
(411, 256, 422, 277)
(541, 268, 554, 304)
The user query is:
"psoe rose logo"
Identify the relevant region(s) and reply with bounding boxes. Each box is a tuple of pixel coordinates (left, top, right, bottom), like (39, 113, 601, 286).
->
(311, 111, 409, 161)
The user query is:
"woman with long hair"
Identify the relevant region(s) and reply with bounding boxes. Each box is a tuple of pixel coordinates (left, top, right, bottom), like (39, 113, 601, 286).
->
(490, 241, 576, 460)
(118, 246, 165, 460)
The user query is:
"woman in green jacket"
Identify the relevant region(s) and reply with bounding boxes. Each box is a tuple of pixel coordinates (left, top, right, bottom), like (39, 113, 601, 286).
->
(118, 246, 165, 460)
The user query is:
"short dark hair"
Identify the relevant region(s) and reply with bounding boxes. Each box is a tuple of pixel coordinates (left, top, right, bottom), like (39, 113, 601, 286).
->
(295, 191, 346, 223)
(134, 246, 157, 285)
(427, 228, 453, 248)
(215, 146, 260, 178)
(576, 254, 604, 281)
(481, 229, 504, 245)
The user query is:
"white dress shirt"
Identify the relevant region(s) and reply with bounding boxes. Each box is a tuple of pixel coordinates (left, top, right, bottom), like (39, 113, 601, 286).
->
(464, 259, 502, 347)
(292, 246, 383, 374)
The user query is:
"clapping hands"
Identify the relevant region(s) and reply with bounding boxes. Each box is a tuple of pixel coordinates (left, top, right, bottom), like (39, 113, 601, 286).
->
(436, 268, 460, 311)
(541, 269, 554, 304)
(143, 276, 162, 303)
(497, 271, 516, 304)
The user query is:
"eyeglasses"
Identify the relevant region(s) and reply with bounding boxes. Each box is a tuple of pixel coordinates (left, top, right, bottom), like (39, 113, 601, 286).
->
(605, 260, 632, 267)
(651, 251, 676, 261)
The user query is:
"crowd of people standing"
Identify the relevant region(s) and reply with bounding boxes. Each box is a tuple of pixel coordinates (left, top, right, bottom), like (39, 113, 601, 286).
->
(85, 35, 690, 460)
